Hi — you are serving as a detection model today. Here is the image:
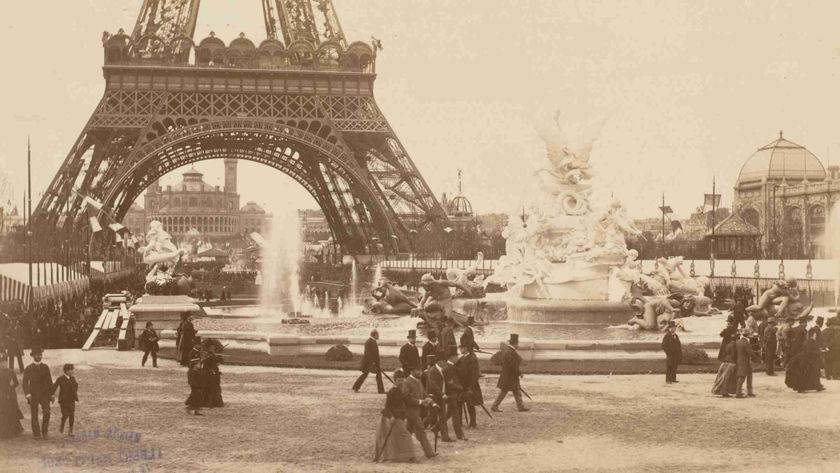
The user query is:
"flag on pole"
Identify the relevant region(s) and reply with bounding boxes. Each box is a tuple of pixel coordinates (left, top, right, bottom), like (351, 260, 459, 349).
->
(702, 194, 721, 213)
(658, 205, 673, 220)
(82, 195, 104, 211)
(108, 222, 125, 232)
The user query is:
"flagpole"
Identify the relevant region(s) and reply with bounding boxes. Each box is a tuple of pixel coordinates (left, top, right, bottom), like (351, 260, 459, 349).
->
(661, 193, 666, 255)
(710, 176, 716, 278)
(27, 137, 33, 308)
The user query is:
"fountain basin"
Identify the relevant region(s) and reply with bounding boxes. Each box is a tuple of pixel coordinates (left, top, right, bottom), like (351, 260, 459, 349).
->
(505, 298, 635, 324)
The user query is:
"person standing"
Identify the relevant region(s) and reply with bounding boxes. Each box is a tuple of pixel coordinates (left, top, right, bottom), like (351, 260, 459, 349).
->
(661, 320, 681, 384)
(176, 312, 197, 367)
(423, 355, 453, 442)
(400, 366, 437, 459)
(788, 311, 811, 360)
(353, 330, 384, 394)
(491, 334, 529, 412)
(438, 318, 458, 360)
(443, 352, 467, 441)
(718, 317, 738, 361)
(421, 332, 440, 370)
(138, 321, 160, 368)
(5, 319, 24, 374)
(0, 351, 23, 438)
(185, 357, 205, 416)
(735, 330, 755, 398)
(457, 342, 482, 428)
(201, 340, 224, 408)
(785, 328, 825, 393)
(459, 315, 480, 353)
(399, 330, 421, 374)
(373, 369, 416, 463)
(711, 337, 737, 397)
(823, 317, 840, 380)
(22, 347, 53, 439)
(51, 364, 79, 437)
(763, 318, 778, 375)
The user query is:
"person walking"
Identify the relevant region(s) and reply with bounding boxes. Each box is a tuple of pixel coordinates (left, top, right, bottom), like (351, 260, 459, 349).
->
(491, 334, 529, 412)
(459, 315, 480, 353)
(456, 342, 482, 428)
(443, 352, 467, 441)
(22, 347, 53, 439)
(138, 322, 160, 368)
(823, 317, 840, 380)
(662, 320, 681, 384)
(176, 312, 197, 367)
(734, 330, 755, 398)
(51, 364, 79, 437)
(373, 369, 416, 463)
(711, 336, 737, 397)
(353, 330, 384, 394)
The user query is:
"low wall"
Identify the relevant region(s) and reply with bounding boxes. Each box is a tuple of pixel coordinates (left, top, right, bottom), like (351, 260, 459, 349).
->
(158, 330, 719, 361)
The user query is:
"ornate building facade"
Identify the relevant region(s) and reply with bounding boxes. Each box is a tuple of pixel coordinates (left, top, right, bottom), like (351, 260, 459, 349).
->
(733, 132, 835, 258)
(123, 159, 271, 240)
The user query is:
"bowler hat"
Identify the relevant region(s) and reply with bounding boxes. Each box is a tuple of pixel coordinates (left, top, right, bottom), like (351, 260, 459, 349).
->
(407, 329, 416, 339)
(509, 333, 519, 345)
(30, 347, 43, 356)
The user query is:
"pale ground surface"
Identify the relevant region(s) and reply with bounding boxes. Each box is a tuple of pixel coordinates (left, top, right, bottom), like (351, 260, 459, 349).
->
(0, 349, 838, 473)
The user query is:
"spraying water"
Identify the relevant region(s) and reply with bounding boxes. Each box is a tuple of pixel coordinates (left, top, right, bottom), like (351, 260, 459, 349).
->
(254, 209, 302, 315)
(372, 263, 383, 291)
(350, 258, 358, 307)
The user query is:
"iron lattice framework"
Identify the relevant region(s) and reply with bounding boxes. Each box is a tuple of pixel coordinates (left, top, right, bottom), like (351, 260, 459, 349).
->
(33, 0, 448, 254)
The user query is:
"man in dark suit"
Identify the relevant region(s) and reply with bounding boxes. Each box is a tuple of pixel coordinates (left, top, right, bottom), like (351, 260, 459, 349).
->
(399, 330, 421, 373)
(491, 334, 528, 412)
(400, 366, 436, 458)
(439, 318, 458, 360)
(763, 318, 778, 375)
(5, 319, 24, 373)
(443, 352, 467, 441)
(421, 332, 440, 370)
(787, 306, 811, 359)
(661, 320, 682, 383)
(352, 329, 384, 393)
(22, 347, 53, 439)
(457, 342, 482, 428)
(735, 329, 755, 398)
(423, 356, 452, 442)
(460, 315, 480, 353)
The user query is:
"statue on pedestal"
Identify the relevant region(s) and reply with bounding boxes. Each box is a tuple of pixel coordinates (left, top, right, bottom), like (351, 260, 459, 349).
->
(138, 220, 188, 294)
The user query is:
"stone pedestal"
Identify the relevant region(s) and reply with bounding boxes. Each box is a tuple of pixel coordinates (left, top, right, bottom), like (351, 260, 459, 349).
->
(129, 295, 201, 337)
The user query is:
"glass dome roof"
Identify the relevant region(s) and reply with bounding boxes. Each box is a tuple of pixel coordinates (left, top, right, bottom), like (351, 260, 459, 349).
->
(737, 132, 825, 185)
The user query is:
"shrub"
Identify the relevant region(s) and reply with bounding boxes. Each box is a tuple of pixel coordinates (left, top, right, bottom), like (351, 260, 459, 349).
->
(325, 344, 353, 361)
(681, 344, 710, 365)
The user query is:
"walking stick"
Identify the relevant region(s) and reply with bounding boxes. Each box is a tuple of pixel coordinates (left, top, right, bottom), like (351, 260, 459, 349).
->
(378, 368, 395, 386)
(374, 419, 396, 463)
(519, 386, 533, 401)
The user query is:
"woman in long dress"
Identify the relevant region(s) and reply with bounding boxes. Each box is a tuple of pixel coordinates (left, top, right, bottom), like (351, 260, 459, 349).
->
(0, 352, 24, 438)
(373, 370, 416, 463)
(825, 318, 840, 380)
(786, 329, 825, 393)
(711, 338, 737, 397)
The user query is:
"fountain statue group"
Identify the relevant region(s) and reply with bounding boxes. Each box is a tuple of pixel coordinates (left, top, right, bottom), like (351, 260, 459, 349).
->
(485, 117, 711, 330)
(139, 220, 190, 295)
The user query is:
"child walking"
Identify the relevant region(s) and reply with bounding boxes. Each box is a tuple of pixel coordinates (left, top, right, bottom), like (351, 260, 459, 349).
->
(52, 364, 79, 436)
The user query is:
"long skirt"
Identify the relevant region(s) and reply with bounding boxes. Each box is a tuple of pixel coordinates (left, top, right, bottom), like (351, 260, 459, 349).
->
(203, 374, 224, 408)
(711, 362, 737, 396)
(0, 393, 24, 438)
(373, 416, 415, 463)
(185, 386, 204, 409)
(785, 354, 822, 392)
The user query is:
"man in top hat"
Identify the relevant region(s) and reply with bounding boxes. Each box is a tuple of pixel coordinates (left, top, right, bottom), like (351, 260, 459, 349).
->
(422, 354, 454, 442)
(421, 331, 441, 370)
(491, 334, 528, 412)
(460, 315, 480, 353)
(456, 341, 482, 428)
(661, 320, 682, 384)
(22, 347, 53, 439)
(399, 330, 421, 374)
(353, 329, 384, 394)
(735, 328, 755, 398)
(763, 317, 778, 375)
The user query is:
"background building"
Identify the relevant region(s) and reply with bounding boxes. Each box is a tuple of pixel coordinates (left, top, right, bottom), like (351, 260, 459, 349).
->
(733, 132, 833, 258)
(123, 159, 271, 242)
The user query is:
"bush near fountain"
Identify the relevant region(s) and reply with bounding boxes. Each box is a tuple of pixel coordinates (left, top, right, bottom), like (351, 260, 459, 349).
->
(681, 344, 710, 365)
(325, 344, 353, 361)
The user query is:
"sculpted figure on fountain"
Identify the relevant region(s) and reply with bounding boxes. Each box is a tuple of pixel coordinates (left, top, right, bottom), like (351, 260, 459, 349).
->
(139, 220, 188, 292)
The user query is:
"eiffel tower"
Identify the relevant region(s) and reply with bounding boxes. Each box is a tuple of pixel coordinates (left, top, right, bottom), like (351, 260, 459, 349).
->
(33, 0, 448, 254)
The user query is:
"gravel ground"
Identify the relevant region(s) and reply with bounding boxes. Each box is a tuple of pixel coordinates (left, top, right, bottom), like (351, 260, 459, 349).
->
(0, 350, 838, 473)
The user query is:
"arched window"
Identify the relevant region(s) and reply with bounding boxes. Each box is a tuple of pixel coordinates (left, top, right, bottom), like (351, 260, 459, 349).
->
(783, 206, 804, 258)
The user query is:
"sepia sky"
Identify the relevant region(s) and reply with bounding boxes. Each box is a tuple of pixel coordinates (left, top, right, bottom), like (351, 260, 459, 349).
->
(1, 0, 839, 218)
